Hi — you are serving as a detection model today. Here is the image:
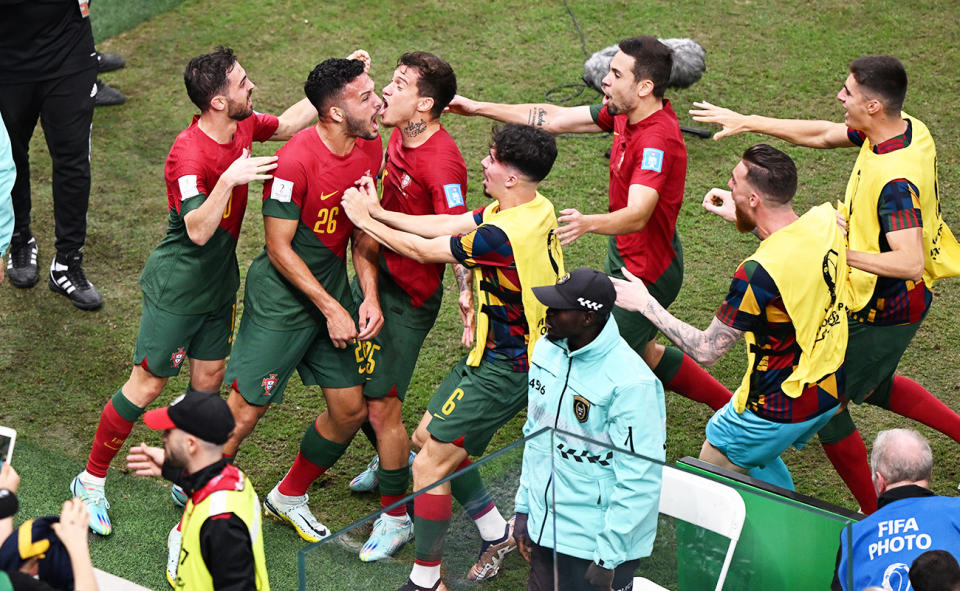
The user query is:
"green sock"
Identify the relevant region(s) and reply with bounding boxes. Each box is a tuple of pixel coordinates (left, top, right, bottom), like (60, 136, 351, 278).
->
(112, 389, 145, 422)
(299, 425, 351, 468)
(652, 346, 684, 383)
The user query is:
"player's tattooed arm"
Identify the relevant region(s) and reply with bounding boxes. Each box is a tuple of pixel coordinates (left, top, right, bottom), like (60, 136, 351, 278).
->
(613, 268, 742, 366)
(527, 107, 547, 127)
(454, 263, 475, 347)
(445, 96, 602, 134)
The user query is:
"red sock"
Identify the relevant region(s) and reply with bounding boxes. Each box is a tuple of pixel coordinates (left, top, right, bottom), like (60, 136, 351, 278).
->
(277, 452, 327, 497)
(888, 376, 960, 444)
(383, 494, 407, 517)
(665, 353, 732, 411)
(822, 431, 877, 514)
(86, 400, 135, 478)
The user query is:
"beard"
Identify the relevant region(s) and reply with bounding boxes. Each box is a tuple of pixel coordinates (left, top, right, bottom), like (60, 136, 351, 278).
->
(734, 202, 756, 234)
(345, 111, 377, 140)
(227, 95, 253, 121)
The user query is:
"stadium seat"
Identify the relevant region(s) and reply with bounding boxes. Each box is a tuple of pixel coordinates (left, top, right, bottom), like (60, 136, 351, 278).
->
(634, 465, 746, 591)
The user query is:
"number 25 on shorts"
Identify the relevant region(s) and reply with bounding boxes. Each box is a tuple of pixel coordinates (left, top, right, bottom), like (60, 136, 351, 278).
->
(354, 340, 381, 375)
(441, 388, 465, 415)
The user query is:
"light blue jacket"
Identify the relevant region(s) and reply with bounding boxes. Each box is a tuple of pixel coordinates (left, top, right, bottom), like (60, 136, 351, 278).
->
(515, 315, 666, 568)
(0, 113, 14, 256)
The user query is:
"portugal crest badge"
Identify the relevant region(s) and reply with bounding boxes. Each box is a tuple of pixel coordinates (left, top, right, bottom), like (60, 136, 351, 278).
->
(261, 374, 278, 395)
(170, 347, 186, 368)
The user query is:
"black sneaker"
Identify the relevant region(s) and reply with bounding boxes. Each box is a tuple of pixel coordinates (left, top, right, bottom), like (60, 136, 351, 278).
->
(49, 251, 103, 310)
(96, 51, 126, 73)
(94, 79, 126, 107)
(7, 232, 39, 288)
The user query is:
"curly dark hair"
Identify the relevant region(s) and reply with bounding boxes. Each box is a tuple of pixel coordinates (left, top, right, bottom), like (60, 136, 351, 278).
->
(491, 124, 557, 182)
(304, 58, 366, 117)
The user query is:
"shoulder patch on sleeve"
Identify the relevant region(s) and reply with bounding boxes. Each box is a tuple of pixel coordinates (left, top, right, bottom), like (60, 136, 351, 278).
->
(178, 175, 199, 200)
(271, 178, 293, 203)
(444, 183, 465, 208)
(641, 148, 664, 173)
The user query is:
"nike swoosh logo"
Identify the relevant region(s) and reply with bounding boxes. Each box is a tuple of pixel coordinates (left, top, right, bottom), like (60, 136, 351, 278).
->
(320, 191, 337, 201)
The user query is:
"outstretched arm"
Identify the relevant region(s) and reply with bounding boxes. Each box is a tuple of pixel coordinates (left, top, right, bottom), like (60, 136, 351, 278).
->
(613, 268, 742, 366)
(345, 175, 477, 237)
(343, 180, 458, 264)
(446, 95, 602, 134)
(690, 101, 854, 148)
(556, 184, 659, 246)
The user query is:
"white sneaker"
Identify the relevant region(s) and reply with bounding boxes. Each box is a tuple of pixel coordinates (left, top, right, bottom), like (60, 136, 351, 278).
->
(70, 473, 112, 535)
(359, 513, 414, 561)
(263, 484, 330, 543)
(166, 525, 181, 587)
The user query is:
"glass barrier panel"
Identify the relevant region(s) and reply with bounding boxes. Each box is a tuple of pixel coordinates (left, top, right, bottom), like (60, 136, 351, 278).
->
(297, 428, 551, 590)
(553, 429, 859, 591)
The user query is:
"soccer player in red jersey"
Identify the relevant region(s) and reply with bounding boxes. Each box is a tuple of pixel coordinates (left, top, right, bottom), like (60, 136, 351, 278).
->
(71, 46, 324, 542)
(220, 57, 385, 544)
(447, 35, 733, 412)
(349, 52, 472, 562)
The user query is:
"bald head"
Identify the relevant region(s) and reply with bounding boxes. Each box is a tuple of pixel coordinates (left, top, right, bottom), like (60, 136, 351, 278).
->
(871, 429, 933, 490)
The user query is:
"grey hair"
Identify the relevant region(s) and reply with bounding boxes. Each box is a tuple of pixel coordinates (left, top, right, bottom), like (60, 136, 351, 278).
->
(871, 429, 933, 484)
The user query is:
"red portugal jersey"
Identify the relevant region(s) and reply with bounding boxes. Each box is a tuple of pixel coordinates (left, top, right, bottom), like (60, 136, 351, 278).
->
(595, 100, 686, 283)
(164, 112, 279, 240)
(246, 127, 382, 329)
(380, 126, 468, 307)
(141, 112, 279, 314)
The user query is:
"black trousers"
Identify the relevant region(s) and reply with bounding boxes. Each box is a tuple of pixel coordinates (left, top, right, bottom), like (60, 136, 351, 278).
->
(528, 543, 640, 591)
(0, 65, 97, 254)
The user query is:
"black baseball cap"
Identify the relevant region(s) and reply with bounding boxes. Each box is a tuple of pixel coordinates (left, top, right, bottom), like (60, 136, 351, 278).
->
(144, 392, 235, 445)
(0, 516, 74, 590)
(532, 268, 616, 313)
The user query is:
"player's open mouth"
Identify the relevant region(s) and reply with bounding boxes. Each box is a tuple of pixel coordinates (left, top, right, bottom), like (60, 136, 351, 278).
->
(602, 94, 610, 106)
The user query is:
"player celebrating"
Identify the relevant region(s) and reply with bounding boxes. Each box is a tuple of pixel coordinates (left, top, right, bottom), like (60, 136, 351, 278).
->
(691, 55, 960, 512)
(346, 52, 472, 562)
(220, 57, 383, 543)
(342, 123, 564, 591)
(446, 35, 732, 413)
(70, 46, 322, 538)
(615, 144, 848, 490)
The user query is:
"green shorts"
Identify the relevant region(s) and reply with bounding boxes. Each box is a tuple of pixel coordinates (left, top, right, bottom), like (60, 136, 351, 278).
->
(426, 356, 528, 457)
(133, 295, 235, 378)
(352, 275, 442, 401)
(843, 318, 922, 404)
(225, 312, 365, 406)
(606, 233, 684, 352)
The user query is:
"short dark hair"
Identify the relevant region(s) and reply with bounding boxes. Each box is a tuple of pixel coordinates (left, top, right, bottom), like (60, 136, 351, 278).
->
(491, 124, 557, 182)
(397, 52, 457, 118)
(304, 58, 366, 117)
(741, 144, 798, 205)
(910, 550, 960, 591)
(617, 36, 673, 98)
(850, 55, 908, 114)
(184, 46, 237, 111)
